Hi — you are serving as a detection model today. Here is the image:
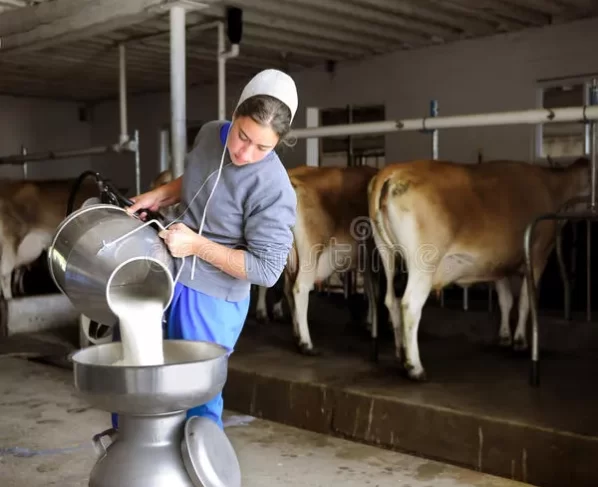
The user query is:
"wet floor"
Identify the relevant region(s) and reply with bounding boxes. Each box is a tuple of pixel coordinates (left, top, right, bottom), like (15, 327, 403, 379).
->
(0, 355, 530, 487)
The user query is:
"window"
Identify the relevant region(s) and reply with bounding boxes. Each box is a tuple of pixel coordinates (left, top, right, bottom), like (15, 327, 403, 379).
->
(319, 104, 386, 168)
(536, 77, 597, 161)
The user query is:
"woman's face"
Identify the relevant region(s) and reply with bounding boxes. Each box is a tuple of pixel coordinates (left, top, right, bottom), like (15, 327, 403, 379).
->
(226, 115, 280, 166)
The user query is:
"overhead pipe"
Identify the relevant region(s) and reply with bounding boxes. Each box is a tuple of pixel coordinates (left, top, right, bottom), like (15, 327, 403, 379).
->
(170, 5, 187, 179)
(218, 7, 242, 120)
(0, 143, 135, 165)
(290, 105, 598, 139)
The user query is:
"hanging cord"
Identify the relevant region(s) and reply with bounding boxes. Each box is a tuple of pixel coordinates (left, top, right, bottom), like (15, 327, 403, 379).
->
(103, 127, 232, 285)
(159, 127, 232, 281)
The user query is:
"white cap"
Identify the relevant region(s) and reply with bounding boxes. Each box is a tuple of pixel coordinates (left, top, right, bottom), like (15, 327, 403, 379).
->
(235, 69, 298, 122)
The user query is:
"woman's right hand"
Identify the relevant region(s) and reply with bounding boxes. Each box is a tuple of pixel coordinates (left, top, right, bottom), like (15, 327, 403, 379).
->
(126, 190, 164, 220)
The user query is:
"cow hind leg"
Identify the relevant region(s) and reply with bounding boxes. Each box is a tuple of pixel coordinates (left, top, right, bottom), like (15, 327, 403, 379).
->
(272, 272, 286, 322)
(514, 276, 532, 352)
(255, 285, 269, 323)
(514, 254, 550, 352)
(495, 277, 514, 347)
(282, 269, 298, 339)
(400, 270, 433, 381)
(363, 265, 379, 362)
(0, 275, 12, 300)
(291, 269, 319, 355)
(272, 299, 284, 321)
(0, 243, 17, 300)
(372, 226, 402, 362)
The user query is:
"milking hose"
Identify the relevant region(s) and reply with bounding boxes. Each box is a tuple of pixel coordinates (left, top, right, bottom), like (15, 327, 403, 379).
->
(66, 170, 164, 223)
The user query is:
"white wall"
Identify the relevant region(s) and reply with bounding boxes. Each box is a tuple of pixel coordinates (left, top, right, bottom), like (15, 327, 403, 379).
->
(0, 95, 92, 180)
(89, 16, 598, 193)
(286, 15, 598, 168)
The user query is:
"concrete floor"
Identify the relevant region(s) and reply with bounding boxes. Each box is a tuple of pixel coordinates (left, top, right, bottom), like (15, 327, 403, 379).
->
(0, 355, 530, 487)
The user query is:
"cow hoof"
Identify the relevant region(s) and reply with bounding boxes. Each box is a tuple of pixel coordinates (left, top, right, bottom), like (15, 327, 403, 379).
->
(405, 367, 427, 382)
(369, 342, 379, 363)
(297, 342, 320, 356)
(272, 303, 284, 322)
(398, 362, 426, 382)
(498, 335, 512, 348)
(255, 310, 269, 324)
(513, 338, 528, 352)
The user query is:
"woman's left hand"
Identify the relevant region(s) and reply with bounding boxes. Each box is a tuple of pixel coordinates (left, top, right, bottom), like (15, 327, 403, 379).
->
(158, 223, 201, 258)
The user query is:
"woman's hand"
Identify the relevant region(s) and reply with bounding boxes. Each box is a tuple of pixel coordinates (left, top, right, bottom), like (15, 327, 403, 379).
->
(158, 223, 200, 258)
(126, 177, 183, 220)
(126, 189, 164, 220)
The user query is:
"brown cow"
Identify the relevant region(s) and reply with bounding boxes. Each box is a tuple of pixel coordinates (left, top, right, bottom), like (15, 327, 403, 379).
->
(0, 177, 100, 299)
(257, 165, 381, 355)
(368, 157, 589, 381)
(151, 165, 382, 355)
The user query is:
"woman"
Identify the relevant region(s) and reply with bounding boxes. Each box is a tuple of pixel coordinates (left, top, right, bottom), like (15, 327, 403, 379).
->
(120, 69, 298, 430)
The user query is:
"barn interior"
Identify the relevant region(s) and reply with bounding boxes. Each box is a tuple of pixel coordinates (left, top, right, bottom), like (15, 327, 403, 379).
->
(1, 1, 598, 486)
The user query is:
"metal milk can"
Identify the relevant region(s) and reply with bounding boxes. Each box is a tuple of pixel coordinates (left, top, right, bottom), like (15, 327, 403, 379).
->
(47, 203, 175, 327)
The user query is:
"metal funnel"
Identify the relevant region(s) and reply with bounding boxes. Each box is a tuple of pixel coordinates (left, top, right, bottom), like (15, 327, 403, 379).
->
(70, 340, 230, 415)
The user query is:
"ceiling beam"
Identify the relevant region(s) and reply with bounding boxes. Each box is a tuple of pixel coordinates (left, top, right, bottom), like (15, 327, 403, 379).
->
(220, 0, 430, 48)
(351, 0, 494, 36)
(0, 0, 219, 55)
(249, 0, 459, 40)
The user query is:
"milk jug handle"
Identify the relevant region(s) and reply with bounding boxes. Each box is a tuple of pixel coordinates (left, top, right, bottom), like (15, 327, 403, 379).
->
(92, 427, 117, 458)
(103, 218, 167, 248)
(101, 218, 185, 285)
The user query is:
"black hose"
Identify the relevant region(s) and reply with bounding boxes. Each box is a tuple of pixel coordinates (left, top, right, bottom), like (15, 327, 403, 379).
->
(66, 170, 102, 217)
(66, 169, 165, 223)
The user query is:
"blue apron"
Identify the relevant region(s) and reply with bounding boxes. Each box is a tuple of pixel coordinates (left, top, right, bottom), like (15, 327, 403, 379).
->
(111, 121, 250, 430)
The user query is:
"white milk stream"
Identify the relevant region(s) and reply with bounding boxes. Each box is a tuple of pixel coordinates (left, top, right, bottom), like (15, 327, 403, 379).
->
(109, 286, 166, 366)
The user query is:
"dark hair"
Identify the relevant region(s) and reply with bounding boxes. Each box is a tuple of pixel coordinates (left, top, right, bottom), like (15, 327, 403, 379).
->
(235, 94, 296, 148)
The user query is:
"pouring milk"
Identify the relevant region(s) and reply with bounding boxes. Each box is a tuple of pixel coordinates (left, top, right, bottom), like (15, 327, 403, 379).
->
(109, 284, 165, 366)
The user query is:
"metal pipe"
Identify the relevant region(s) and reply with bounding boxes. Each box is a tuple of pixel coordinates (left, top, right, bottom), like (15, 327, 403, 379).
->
(347, 105, 354, 165)
(591, 79, 598, 210)
(555, 223, 571, 320)
(159, 128, 170, 173)
(526, 208, 598, 387)
(20, 144, 27, 178)
(134, 129, 141, 195)
(428, 100, 445, 309)
(290, 105, 598, 139)
(431, 100, 439, 160)
(588, 79, 598, 322)
(0, 142, 135, 165)
(170, 5, 187, 179)
(118, 43, 129, 144)
(218, 21, 240, 120)
(218, 21, 226, 120)
(587, 219, 591, 322)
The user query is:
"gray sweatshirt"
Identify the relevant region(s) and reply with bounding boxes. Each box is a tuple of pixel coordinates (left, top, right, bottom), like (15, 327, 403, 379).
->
(170, 120, 297, 302)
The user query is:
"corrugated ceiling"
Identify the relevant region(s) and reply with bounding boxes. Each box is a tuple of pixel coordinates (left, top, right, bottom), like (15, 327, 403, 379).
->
(0, 0, 597, 102)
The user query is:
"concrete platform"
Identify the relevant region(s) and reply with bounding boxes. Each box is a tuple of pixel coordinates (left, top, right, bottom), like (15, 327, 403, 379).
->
(2, 290, 596, 487)
(0, 355, 528, 487)
(223, 293, 598, 487)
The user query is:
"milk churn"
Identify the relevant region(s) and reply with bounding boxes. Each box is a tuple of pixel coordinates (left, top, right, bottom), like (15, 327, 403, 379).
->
(48, 203, 175, 327)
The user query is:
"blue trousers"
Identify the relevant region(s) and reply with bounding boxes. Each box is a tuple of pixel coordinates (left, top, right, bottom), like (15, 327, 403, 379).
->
(111, 282, 250, 430)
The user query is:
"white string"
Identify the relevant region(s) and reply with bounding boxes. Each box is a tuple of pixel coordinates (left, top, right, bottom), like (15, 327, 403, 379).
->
(161, 126, 232, 281)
